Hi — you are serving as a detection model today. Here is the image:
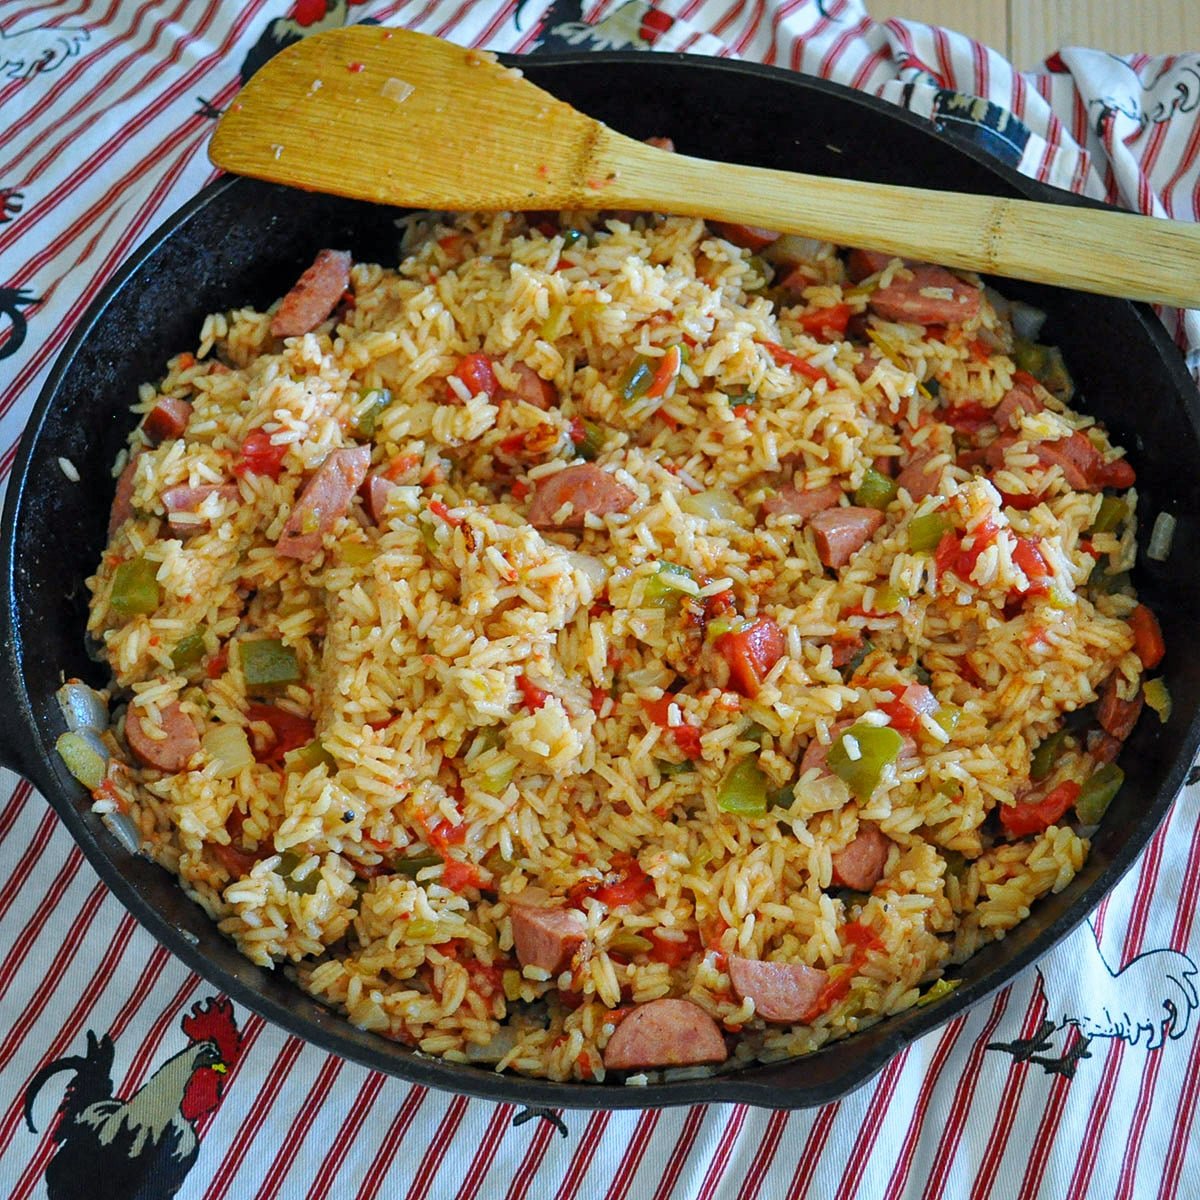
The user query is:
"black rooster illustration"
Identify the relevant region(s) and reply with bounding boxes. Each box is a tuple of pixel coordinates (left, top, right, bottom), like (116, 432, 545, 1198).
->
(24, 997, 241, 1200)
(239, 0, 373, 85)
(0, 283, 41, 361)
(988, 920, 1198, 1078)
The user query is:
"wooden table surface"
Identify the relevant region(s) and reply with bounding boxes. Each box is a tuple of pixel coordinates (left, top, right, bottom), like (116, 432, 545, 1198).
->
(872, 1, 1200, 69)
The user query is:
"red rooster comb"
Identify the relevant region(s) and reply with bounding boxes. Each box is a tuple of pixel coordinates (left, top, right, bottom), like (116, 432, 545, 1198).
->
(181, 996, 241, 1066)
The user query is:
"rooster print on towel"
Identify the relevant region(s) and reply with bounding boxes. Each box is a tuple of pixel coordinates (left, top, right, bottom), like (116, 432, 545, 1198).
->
(521, 0, 674, 54)
(22, 997, 242, 1200)
(988, 920, 1199, 1078)
(0, 22, 88, 81)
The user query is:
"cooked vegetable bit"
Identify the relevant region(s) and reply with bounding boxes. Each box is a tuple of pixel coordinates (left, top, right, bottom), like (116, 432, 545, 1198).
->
(717, 757, 770, 815)
(110, 556, 160, 617)
(1075, 763, 1124, 825)
(827, 724, 904, 800)
(240, 638, 301, 687)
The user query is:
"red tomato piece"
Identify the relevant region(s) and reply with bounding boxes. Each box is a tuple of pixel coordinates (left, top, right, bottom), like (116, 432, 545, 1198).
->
(943, 400, 993, 434)
(649, 929, 702, 968)
(427, 820, 468, 853)
(1000, 780, 1082, 837)
(428, 498, 463, 526)
(451, 352, 498, 401)
(644, 345, 683, 400)
(441, 859, 485, 893)
(757, 339, 832, 384)
(796, 303, 852, 340)
(592, 854, 654, 909)
(716, 617, 786, 698)
(710, 222, 780, 251)
(234, 430, 288, 479)
(516, 673, 550, 711)
(245, 703, 315, 765)
(1129, 604, 1165, 669)
(641, 696, 704, 758)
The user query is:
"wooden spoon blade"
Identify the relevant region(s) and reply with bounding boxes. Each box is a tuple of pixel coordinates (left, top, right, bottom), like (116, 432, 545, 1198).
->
(210, 26, 599, 209)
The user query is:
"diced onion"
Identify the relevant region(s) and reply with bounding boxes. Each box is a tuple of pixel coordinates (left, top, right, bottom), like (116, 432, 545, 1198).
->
(465, 1026, 519, 1063)
(56, 681, 110, 733)
(102, 811, 142, 855)
(203, 725, 254, 779)
(766, 233, 828, 267)
(1147, 511, 1176, 562)
(565, 551, 608, 589)
(56, 730, 110, 790)
(1144, 678, 1172, 723)
(680, 490, 744, 523)
(1010, 300, 1048, 341)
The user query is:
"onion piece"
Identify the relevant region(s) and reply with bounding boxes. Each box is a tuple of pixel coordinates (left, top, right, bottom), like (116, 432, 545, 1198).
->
(102, 811, 142, 855)
(765, 233, 830, 267)
(56, 730, 110, 790)
(1147, 512, 1176, 562)
(56, 681, 110, 733)
(465, 1026, 520, 1064)
(203, 725, 254, 779)
(680, 490, 745, 524)
(565, 550, 608, 590)
(1011, 301, 1048, 342)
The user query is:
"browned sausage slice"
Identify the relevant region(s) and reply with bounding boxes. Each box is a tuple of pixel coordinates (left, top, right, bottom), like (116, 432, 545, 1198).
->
(728, 956, 830, 1024)
(108, 457, 140, 540)
(709, 222, 779, 251)
(895, 449, 943, 500)
(868, 265, 980, 325)
(277, 446, 371, 561)
(1097, 675, 1143, 741)
(847, 248, 904, 282)
(363, 473, 397, 525)
(161, 484, 238, 537)
(142, 397, 193, 445)
(510, 898, 586, 974)
(527, 464, 634, 530)
(809, 506, 884, 568)
(504, 363, 557, 411)
(602, 998, 728, 1070)
(644, 136, 675, 152)
(761, 483, 843, 520)
(125, 700, 200, 773)
(831, 823, 892, 891)
(993, 382, 1043, 430)
(270, 249, 352, 338)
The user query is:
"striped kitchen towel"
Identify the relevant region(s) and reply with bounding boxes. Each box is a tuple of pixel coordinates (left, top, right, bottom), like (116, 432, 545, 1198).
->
(1, 2, 1199, 1197)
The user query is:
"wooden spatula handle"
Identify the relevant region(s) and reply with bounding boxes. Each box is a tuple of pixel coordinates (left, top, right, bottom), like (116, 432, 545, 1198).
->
(597, 131, 1200, 309)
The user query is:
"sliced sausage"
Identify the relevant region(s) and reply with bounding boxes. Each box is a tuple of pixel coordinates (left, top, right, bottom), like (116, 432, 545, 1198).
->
(853, 351, 884, 384)
(125, 700, 200, 774)
(846, 248, 903, 282)
(760, 482, 843, 520)
(895, 449, 943, 500)
(830, 823, 893, 891)
(602, 998, 728, 1070)
(1097, 675, 1143, 741)
(108, 457, 140, 540)
(161, 484, 238, 537)
(1089, 731, 1124, 765)
(142, 397, 193, 444)
(728, 955, 830, 1024)
(871, 455, 896, 479)
(709, 222, 779, 251)
(528, 463, 635, 530)
(809, 506, 884, 568)
(510, 898, 586, 974)
(503, 363, 558, 411)
(363, 473, 397, 525)
(1032, 431, 1101, 491)
(270, 249, 352, 338)
(644, 136, 675, 152)
(277, 445, 371, 561)
(993, 381, 1043, 430)
(868, 265, 980, 326)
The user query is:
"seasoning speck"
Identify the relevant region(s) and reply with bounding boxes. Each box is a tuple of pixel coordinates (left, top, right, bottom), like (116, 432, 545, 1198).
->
(270, 143, 284, 160)
(348, 60, 365, 73)
(58, 456, 80, 483)
(381, 76, 414, 103)
(307, 79, 323, 95)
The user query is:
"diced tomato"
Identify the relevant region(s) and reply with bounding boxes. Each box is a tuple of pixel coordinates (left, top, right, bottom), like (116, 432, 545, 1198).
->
(715, 616, 786, 698)
(428, 498, 462, 526)
(968, 338, 993, 362)
(842, 920, 885, 952)
(1012, 537, 1051, 597)
(1094, 458, 1136, 489)
(516, 673, 550, 711)
(1000, 780, 1082, 836)
(383, 452, 420, 482)
(245, 703, 315, 765)
(1129, 604, 1165, 669)
(757, 339, 833, 384)
(881, 683, 937, 732)
(591, 854, 654, 909)
(704, 590, 736, 619)
(943, 400, 993, 435)
(934, 531, 960, 579)
(732, 404, 754, 420)
(205, 648, 228, 680)
(450, 352, 498, 401)
(1012, 369, 1042, 391)
(802, 921, 883, 1021)
(568, 416, 586, 445)
(998, 489, 1044, 511)
(937, 520, 1000, 583)
(212, 841, 264, 877)
(641, 696, 704, 758)
(648, 929, 702, 968)
(427, 820, 468, 853)
(645, 345, 683, 400)
(796, 303, 852, 340)
(590, 686, 609, 714)
(442, 859, 485, 893)
(461, 954, 505, 996)
(233, 430, 288, 479)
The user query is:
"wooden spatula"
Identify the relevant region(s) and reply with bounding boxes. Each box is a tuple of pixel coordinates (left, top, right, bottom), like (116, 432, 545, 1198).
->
(210, 26, 1200, 309)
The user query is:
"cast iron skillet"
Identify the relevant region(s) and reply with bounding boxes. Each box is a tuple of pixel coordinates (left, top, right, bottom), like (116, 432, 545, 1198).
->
(2, 51, 1198, 1110)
